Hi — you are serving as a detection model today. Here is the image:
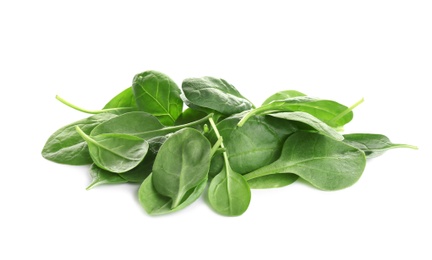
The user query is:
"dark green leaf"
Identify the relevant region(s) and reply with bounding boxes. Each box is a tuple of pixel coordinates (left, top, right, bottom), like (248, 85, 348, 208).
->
(262, 90, 306, 105)
(132, 70, 183, 126)
(270, 111, 344, 141)
(238, 96, 354, 128)
(152, 128, 211, 208)
(103, 87, 137, 109)
(87, 164, 128, 190)
(138, 174, 207, 215)
(182, 76, 254, 115)
(41, 113, 117, 165)
(244, 131, 366, 191)
(76, 126, 149, 173)
(209, 112, 297, 174)
(208, 164, 251, 216)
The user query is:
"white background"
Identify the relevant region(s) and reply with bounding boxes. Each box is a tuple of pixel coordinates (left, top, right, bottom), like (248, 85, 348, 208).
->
(1, 0, 431, 259)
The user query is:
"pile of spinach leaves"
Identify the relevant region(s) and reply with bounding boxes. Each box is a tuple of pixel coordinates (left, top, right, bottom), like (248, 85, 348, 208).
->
(42, 70, 417, 216)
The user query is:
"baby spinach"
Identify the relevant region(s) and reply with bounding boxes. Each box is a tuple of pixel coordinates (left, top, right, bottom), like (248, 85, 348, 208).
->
(87, 164, 128, 190)
(209, 112, 297, 174)
(343, 133, 418, 158)
(42, 113, 117, 165)
(132, 70, 183, 126)
(262, 90, 306, 105)
(91, 111, 212, 140)
(103, 86, 137, 110)
(238, 96, 363, 128)
(75, 126, 149, 173)
(151, 128, 211, 208)
(269, 111, 344, 141)
(247, 173, 298, 189)
(182, 76, 254, 115)
(207, 118, 251, 216)
(139, 174, 208, 215)
(243, 131, 366, 190)
(42, 69, 416, 217)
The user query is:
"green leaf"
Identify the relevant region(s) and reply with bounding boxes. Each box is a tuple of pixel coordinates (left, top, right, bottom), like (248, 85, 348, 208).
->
(41, 113, 117, 165)
(86, 164, 128, 190)
(208, 112, 297, 174)
(132, 70, 183, 126)
(247, 173, 298, 189)
(75, 126, 149, 173)
(103, 87, 137, 109)
(182, 76, 254, 115)
(138, 173, 207, 215)
(152, 128, 211, 208)
(207, 117, 251, 216)
(262, 90, 306, 105)
(243, 131, 366, 191)
(91, 111, 212, 140)
(208, 165, 251, 216)
(343, 133, 418, 158)
(269, 111, 344, 141)
(238, 96, 356, 128)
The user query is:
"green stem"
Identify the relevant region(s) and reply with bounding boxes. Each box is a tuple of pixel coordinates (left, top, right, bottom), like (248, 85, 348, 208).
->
(243, 163, 285, 181)
(56, 95, 131, 114)
(329, 97, 364, 124)
(210, 136, 223, 157)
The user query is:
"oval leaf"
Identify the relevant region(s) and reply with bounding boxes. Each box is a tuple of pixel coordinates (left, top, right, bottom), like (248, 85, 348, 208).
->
(76, 126, 149, 173)
(152, 128, 211, 208)
(132, 70, 183, 126)
(244, 131, 366, 190)
(182, 76, 254, 115)
(138, 173, 207, 215)
(208, 166, 251, 216)
(41, 113, 117, 165)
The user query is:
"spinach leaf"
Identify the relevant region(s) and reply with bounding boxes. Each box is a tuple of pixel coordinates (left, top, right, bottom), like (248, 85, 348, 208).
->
(238, 96, 362, 128)
(174, 108, 208, 126)
(152, 128, 211, 208)
(87, 164, 128, 190)
(103, 87, 137, 109)
(91, 111, 212, 140)
(262, 90, 306, 105)
(75, 126, 149, 173)
(243, 131, 366, 191)
(343, 133, 418, 158)
(138, 173, 207, 215)
(207, 118, 251, 216)
(41, 113, 117, 165)
(247, 173, 298, 189)
(269, 111, 344, 141)
(132, 70, 183, 126)
(209, 112, 297, 174)
(87, 136, 167, 189)
(182, 76, 254, 115)
(91, 111, 164, 137)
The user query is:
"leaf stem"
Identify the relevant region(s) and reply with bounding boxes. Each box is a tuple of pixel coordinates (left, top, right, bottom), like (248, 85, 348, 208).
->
(56, 95, 131, 114)
(329, 97, 364, 124)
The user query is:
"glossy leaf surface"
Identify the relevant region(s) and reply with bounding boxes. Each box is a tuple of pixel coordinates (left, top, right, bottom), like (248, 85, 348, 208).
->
(76, 126, 149, 173)
(270, 111, 343, 141)
(42, 113, 117, 165)
(132, 70, 183, 126)
(138, 174, 207, 215)
(152, 128, 211, 208)
(182, 76, 254, 115)
(244, 131, 366, 190)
